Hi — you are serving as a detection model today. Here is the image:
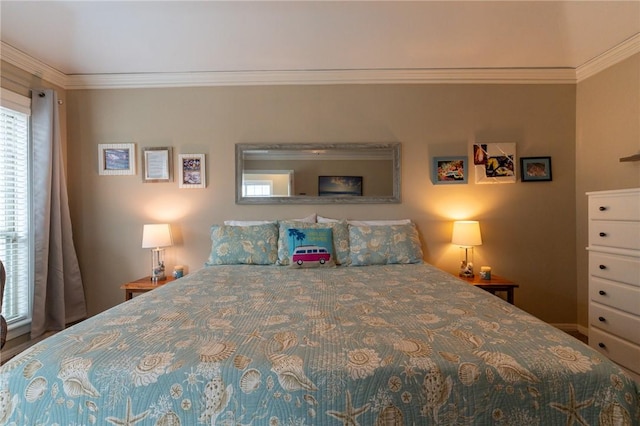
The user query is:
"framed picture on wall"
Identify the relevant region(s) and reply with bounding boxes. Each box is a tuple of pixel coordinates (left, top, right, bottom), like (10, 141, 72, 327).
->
(178, 153, 206, 188)
(432, 156, 468, 184)
(520, 156, 552, 182)
(142, 147, 173, 183)
(98, 143, 136, 175)
(473, 143, 516, 184)
(318, 176, 363, 196)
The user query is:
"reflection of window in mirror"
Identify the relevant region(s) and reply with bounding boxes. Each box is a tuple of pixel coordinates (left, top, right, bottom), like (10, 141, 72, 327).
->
(243, 170, 293, 196)
(243, 180, 273, 197)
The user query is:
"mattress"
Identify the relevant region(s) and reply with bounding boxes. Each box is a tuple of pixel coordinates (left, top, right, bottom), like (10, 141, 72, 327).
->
(1, 264, 639, 425)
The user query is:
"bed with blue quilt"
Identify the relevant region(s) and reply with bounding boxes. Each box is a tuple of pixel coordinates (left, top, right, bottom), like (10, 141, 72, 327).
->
(1, 221, 639, 425)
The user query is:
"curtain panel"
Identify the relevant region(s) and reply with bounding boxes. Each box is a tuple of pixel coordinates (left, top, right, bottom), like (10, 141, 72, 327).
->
(31, 89, 86, 338)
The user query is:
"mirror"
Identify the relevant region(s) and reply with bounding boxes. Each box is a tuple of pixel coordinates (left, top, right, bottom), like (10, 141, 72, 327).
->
(236, 143, 401, 204)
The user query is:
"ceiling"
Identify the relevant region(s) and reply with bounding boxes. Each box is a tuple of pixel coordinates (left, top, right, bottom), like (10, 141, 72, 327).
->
(1, 1, 639, 88)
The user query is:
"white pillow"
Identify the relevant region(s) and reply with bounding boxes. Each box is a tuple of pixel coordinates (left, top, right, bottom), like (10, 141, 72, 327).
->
(347, 219, 412, 226)
(224, 220, 276, 226)
(295, 213, 317, 223)
(317, 215, 339, 223)
(224, 214, 316, 226)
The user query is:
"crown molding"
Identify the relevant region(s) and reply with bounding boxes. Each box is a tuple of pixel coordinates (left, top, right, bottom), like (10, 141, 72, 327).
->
(576, 33, 640, 82)
(0, 42, 67, 89)
(0, 41, 575, 89)
(65, 68, 577, 89)
(3, 37, 638, 89)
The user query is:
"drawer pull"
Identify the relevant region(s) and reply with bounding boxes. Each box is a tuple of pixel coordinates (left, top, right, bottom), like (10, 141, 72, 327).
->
(598, 290, 607, 296)
(599, 264, 607, 270)
(598, 342, 606, 348)
(599, 232, 607, 237)
(598, 316, 606, 322)
(598, 206, 607, 211)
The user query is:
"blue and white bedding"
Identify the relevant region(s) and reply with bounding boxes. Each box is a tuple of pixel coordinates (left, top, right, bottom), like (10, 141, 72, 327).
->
(2, 264, 639, 425)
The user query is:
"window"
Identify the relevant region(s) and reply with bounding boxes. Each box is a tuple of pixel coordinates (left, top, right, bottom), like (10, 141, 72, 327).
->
(243, 180, 273, 197)
(0, 89, 32, 336)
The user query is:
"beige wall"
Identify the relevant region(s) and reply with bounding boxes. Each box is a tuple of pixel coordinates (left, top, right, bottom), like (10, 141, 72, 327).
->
(64, 84, 578, 322)
(575, 53, 640, 328)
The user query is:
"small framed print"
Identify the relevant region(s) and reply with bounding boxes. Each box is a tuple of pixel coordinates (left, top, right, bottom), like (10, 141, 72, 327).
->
(432, 156, 468, 184)
(521, 156, 552, 182)
(142, 147, 173, 183)
(98, 143, 136, 175)
(178, 154, 206, 189)
(473, 143, 516, 184)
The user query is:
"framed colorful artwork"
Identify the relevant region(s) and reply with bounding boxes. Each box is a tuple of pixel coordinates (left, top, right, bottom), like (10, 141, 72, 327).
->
(432, 156, 468, 184)
(178, 153, 206, 189)
(98, 143, 136, 175)
(521, 156, 552, 182)
(473, 143, 516, 184)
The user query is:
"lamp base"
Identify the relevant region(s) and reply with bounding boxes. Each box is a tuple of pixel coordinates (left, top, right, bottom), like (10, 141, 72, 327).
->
(150, 248, 166, 282)
(459, 260, 474, 278)
(458, 246, 475, 277)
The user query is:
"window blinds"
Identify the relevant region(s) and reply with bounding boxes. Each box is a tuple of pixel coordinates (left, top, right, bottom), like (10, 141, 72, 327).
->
(0, 91, 32, 328)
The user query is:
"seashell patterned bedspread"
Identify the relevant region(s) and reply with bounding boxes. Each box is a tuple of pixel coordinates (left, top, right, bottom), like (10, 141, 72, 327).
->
(1, 264, 639, 425)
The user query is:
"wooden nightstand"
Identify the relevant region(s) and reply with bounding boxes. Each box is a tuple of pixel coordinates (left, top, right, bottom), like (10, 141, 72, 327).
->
(121, 275, 178, 300)
(458, 274, 519, 305)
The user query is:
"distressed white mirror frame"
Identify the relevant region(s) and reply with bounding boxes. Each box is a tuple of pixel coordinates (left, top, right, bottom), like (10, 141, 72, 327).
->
(236, 143, 401, 204)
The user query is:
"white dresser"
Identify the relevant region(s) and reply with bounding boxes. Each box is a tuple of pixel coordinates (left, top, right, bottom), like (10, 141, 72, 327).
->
(587, 188, 640, 379)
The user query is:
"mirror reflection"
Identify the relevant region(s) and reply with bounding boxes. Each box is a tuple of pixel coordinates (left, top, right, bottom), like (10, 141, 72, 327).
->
(236, 143, 401, 204)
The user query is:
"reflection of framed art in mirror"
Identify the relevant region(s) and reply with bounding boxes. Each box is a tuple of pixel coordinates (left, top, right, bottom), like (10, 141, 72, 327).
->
(318, 176, 363, 196)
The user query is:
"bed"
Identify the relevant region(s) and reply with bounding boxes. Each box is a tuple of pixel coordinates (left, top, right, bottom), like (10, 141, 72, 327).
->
(1, 221, 639, 425)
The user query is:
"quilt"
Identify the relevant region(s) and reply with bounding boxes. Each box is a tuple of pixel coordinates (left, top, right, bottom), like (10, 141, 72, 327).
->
(1, 264, 639, 425)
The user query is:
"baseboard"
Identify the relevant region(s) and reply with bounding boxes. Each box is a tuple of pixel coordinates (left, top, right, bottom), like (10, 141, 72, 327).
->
(551, 323, 578, 333)
(577, 324, 589, 337)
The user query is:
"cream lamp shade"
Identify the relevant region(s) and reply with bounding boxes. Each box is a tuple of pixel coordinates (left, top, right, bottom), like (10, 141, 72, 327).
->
(142, 224, 173, 249)
(451, 221, 482, 247)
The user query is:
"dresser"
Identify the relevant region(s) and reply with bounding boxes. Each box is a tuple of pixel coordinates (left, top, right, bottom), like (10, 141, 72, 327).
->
(587, 188, 640, 379)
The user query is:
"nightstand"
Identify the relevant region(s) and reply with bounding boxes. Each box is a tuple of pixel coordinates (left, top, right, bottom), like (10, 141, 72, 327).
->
(121, 275, 178, 301)
(458, 274, 519, 305)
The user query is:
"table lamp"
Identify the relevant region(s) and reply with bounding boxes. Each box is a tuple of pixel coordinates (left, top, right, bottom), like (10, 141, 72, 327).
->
(142, 223, 173, 282)
(452, 220, 482, 277)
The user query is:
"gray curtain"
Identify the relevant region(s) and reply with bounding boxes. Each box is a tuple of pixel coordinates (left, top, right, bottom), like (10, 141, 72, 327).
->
(31, 89, 86, 339)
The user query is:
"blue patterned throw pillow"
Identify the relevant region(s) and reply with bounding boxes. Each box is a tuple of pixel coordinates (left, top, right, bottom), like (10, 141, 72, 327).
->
(286, 227, 335, 268)
(205, 223, 278, 265)
(349, 223, 423, 266)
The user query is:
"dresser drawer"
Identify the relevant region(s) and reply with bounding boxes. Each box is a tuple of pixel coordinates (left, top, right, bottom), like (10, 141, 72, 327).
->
(589, 221, 640, 250)
(589, 328, 640, 375)
(589, 191, 640, 221)
(590, 303, 640, 345)
(590, 277, 640, 315)
(589, 252, 640, 287)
